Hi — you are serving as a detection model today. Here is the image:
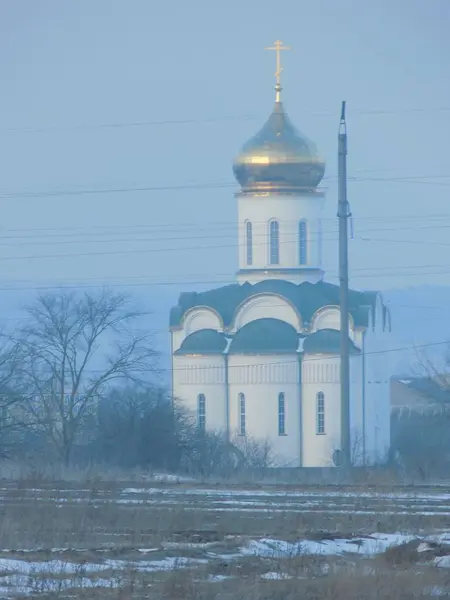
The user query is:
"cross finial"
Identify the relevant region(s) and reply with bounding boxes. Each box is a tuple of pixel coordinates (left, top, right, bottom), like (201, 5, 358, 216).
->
(265, 40, 290, 101)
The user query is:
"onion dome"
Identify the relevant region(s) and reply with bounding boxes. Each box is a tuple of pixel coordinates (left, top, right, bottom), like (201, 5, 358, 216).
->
(233, 83, 325, 193)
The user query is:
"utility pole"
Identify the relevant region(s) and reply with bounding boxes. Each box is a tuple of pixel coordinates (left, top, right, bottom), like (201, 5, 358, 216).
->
(338, 101, 351, 467)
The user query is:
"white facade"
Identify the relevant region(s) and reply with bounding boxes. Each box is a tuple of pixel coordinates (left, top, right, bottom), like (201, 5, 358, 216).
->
(171, 296, 391, 467)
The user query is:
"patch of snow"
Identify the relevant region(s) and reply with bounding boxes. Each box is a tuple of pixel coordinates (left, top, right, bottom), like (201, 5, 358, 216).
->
(0, 555, 207, 580)
(0, 573, 121, 597)
(261, 571, 292, 580)
(163, 542, 217, 550)
(149, 474, 195, 483)
(207, 574, 231, 582)
(120, 487, 450, 502)
(0, 558, 111, 575)
(434, 556, 450, 568)
(425, 586, 450, 596)
(241, 533, 417, 558)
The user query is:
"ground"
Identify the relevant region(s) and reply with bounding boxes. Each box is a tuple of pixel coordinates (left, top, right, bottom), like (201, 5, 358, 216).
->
(0, 473, 450, 598)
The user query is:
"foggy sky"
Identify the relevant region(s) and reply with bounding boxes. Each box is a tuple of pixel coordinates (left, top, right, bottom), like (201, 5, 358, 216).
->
(0, 0, 449, 315)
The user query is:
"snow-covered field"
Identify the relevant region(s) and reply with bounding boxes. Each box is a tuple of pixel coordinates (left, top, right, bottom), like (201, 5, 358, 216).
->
(2, 480, 450, 598)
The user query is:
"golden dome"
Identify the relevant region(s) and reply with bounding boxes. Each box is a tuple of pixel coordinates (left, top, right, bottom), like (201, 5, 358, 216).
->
(233, 85, 326, 193)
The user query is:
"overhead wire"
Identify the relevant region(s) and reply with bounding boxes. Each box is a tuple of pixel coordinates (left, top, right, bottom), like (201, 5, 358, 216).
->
(0, 173, 450, 201)
(0, 264, 447, 293)
(52, 339, 450, 376)
(0, 212, 447, 239)
(1, 104, 450, 134)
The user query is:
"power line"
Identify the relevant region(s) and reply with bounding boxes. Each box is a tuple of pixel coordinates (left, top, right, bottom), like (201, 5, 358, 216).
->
(2, 221, 450, 247)
(77, 339, 450, 375)
(16, 339, 449, 376)
(0, 173, 450, 201)
(1, 226, 450, 262)
(0, 213, 447, 239)
(1, 105, 450, 134)
(0, 265, 447, 293)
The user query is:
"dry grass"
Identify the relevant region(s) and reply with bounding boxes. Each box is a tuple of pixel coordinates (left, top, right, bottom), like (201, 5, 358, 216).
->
(0, 467, 449, 598)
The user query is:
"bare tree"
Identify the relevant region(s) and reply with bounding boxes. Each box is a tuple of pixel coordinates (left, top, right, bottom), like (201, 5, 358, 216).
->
(0, 333, 30, 454)
(18, 290, 158, 465)
(390, 347, 450, 478)
(413, 345, 450, 408)
(96, 385, 184, 470)
(233, 435, 274, 470)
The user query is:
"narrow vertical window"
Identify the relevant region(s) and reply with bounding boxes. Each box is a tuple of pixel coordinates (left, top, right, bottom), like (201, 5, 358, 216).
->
(245, 221, 253, 265)
(278, 392, 286, 435)
(238, 393, 246, 435)
(197, 393, 206, 432)
(269, 220, 279, 265)
(318, 219, 323, 267)
(299, 220, 307, 265)
(316, 392, 325, 434)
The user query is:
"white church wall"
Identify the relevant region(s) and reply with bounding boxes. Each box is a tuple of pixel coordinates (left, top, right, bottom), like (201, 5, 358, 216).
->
(228, 354, 301, 467)
(301, 354, 363, 467)
(231, 294, 302, 333)
(172, 307, 223, 352)
(349, 353, 365, 465)
(236, 192, 325, 284)
(301, 355, 341, 467)
(172, 355, 227, 433)
(362, 302, 391, 465)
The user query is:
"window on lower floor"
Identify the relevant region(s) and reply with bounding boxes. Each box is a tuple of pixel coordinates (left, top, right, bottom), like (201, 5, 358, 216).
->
(316, 391, 325, 434)
(197, 393, 206, 432)
(278, 392, 286, 435)
(238, 393, 246, 435)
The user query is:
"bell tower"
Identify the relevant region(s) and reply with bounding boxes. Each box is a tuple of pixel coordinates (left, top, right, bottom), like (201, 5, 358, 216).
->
(232, 41, 326, 285)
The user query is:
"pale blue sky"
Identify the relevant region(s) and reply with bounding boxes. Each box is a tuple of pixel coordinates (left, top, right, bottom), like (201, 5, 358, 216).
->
(0, 0, 449, 324)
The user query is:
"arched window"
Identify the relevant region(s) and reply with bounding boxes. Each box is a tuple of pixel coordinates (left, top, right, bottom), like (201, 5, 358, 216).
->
(197, 394, 206, 432)
(278, 392, 286, 435)
(299, 220, 307, 265)
(245, 221, 253, 265)
(316, 392, 325, 434)
(238, 393, 246, 435)
(269, 220, 279, 265)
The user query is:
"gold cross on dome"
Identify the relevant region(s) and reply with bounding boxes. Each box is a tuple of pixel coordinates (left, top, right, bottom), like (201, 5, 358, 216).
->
(265, 40, 290, 85)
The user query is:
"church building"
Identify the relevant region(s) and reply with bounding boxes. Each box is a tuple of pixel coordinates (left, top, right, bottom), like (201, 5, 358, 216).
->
(170, 43, 391, 467)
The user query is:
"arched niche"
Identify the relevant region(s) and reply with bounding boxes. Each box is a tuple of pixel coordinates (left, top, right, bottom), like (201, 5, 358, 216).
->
(182, 306, 224, 336)
(232, 293, 302, 333)
(310, 305, 355, 335)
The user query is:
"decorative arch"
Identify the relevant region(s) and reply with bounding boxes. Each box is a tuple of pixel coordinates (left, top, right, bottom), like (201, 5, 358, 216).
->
(181, 306, 224, 336)
(231, 292, 303, 333)
(310, 305, 355, 334)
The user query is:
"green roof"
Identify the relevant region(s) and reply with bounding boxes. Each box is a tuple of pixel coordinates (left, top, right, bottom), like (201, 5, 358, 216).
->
(229, 318, 300, 354)
(174, 322, 358, 356)
(175, 329, 227, 355)
(303, 328, 360, 355)
(170, 279, 379, 330)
